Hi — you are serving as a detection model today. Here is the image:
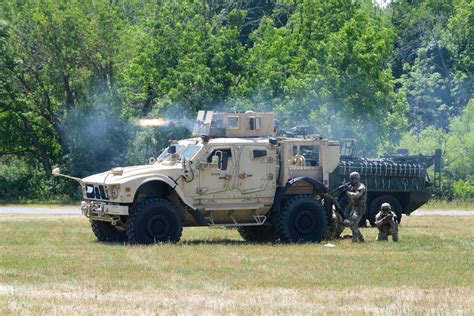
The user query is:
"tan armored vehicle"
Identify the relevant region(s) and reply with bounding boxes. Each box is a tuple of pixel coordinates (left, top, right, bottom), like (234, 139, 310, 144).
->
(52, 111, 358, 243)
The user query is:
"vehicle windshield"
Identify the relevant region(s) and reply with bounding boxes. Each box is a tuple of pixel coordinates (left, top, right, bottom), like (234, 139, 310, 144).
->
(157, 145, 182, 161)
(157, 144, 200, 161)
(181, 144, 200, 159)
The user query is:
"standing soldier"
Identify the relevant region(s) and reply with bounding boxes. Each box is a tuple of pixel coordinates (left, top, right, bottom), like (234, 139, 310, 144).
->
(346, 171, 367, 243)
(375, 203, 399, 242)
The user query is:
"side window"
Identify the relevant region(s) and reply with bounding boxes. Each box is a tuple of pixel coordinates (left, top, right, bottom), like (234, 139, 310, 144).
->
(291, 145, 319, 166)
(227, 116, 240, 129)
(300, 145, 319, 166)
(207, 148, 232, 170)
(210, 115, 224, 128)
(249, 117, 261, 130)
(253, 149, 267, 158)
(292, 145, 298, 156)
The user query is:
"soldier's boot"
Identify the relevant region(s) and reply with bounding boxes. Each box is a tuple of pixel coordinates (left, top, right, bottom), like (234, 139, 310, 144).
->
(352, 229, 363, 243)
(392, 230, 399, 242)
(376, 231, 388, 241)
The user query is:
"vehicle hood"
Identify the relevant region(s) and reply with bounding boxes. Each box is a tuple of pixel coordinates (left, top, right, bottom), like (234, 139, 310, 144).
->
(82, 164, 181, 185)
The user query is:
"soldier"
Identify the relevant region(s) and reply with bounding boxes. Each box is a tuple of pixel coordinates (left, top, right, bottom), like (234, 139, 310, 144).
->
(346, 171, 367, 243)
(375, 202, 399, 242)
(325, 204, 346, 240)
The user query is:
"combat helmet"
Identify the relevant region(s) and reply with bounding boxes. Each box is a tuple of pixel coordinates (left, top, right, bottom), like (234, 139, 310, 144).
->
(381, 202, 391, 211)
(349, 171, 360, 184)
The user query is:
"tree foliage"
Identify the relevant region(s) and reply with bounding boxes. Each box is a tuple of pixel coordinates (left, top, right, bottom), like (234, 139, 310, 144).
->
(392, 0, 472, 131)
(399, 99, 474, 199)
(0, 0, 472, 201)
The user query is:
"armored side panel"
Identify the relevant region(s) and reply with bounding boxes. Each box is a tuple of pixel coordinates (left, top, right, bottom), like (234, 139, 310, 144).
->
(333, 156, 430, 192)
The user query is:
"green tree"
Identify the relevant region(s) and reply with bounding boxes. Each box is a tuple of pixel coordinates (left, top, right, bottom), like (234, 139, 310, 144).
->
(389, 0, 455, 78)
(120, 0, 245, 118)
(398, 99, 473, 199)
(0, 1, 140, 174)
(393, 0, 472, 131)
(444, 99, 474, 179)
(234, 1, 404, 153)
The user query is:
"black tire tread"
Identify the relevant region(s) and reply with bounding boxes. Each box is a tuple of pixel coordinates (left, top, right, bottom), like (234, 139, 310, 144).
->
(91, 220, 127, 242)
(127, 198, 183, 244)
(278, 195, 328, 243)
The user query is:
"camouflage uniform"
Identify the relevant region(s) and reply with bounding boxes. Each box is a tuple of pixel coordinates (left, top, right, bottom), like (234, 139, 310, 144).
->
(375, 203, 399, 242)
(326, 205, 346, 240)
(346, 172, 366, 243)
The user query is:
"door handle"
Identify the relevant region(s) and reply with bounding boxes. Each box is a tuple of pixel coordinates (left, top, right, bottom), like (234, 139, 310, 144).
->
(239, 173, 252, 179)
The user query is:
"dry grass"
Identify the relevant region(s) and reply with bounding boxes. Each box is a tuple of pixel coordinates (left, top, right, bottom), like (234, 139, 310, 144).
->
(0, 214, 473, 314)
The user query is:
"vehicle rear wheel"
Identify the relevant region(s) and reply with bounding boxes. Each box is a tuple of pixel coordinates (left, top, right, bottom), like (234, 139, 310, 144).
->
(278, 195, 327, 243)
(127, 198, 183, 244)
(238, 224, 276, 242)
(368, 195, 402, 226)
(91, 220, 127, 242)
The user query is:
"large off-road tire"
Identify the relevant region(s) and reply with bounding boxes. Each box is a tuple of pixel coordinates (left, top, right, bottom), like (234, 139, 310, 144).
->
(278, 195, 328, 243)
(91, 220, 127, 242)
(127, 198, 183, 244)
(237, 224, 276, 243)
(368, 195, 402, 226)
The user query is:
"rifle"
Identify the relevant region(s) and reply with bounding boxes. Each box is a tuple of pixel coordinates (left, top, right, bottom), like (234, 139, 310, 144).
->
(378, 212, 397, 226)
(337, 181, 351, 192)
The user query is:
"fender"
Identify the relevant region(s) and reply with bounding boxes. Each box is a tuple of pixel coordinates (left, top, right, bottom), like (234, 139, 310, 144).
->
(270, 176, 328, 215)
(135, 176, 195, 209)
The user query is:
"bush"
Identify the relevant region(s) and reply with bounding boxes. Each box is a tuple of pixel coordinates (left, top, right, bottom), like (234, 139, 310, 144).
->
(452, 178, 474, 201)
(0, 157, 78, 203)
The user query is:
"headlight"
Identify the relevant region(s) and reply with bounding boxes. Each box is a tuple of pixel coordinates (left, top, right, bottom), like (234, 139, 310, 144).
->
(108, 185, 120, 200)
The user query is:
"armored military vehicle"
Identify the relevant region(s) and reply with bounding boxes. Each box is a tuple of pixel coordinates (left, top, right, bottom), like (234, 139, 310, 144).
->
(330, 144, 441, 226)
(53, 111, 439, 244)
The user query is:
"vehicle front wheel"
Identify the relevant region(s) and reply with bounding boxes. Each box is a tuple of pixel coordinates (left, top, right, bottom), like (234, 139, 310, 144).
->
(278, 195, 328, 243)
(127, 198, 183, 244)
(91, 220, 127, 242)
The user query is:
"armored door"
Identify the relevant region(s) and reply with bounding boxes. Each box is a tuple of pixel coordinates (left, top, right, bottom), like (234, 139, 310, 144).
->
(197, 147, 237, 196)
(237, 145, 277, 198)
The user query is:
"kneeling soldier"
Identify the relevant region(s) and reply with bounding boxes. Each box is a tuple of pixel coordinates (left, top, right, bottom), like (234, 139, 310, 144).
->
(375, 203, 399, 242)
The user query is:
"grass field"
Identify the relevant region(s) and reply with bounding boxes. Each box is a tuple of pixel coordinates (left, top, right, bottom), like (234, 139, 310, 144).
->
(0, 215, 473, 314)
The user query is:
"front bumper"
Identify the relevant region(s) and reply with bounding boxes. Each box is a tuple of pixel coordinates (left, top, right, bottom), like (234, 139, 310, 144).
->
(81, 201, 129, 217)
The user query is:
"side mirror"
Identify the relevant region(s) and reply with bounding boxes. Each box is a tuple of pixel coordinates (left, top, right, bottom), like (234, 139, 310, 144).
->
(168, 145, 177, 154)
(219, 151, 228, 170)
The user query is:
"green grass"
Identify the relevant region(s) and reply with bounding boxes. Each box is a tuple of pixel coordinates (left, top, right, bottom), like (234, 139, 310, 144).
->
(422, 199, 474, 210)
(0, 215, 473, 314)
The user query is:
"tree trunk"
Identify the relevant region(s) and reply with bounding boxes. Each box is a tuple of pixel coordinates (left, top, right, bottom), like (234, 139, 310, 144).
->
(64, 74, 75, 109)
